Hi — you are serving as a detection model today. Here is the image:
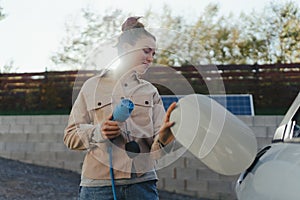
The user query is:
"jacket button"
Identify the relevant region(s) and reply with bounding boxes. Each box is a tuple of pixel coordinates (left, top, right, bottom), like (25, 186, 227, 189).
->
(98, 102, 102, 106)
(145, 101, 149, 105)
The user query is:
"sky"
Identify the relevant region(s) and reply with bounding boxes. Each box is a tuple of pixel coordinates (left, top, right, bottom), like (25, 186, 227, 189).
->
(0, 0, 289, 73)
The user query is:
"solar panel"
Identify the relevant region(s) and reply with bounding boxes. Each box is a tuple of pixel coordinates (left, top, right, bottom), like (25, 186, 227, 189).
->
(161, 94, 254, 116)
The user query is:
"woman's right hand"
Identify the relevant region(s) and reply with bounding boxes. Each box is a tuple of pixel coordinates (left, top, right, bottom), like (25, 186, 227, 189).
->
(101, 114, 121, 140)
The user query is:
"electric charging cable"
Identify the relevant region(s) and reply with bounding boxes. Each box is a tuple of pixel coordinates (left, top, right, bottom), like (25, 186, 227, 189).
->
(109, 99, 135, 200)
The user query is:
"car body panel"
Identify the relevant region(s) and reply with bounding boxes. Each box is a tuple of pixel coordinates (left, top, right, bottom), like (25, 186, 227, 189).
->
(236, 92, 300, 200)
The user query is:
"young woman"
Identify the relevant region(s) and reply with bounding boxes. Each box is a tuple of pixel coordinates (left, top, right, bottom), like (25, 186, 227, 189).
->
(64, 16, 176, 200)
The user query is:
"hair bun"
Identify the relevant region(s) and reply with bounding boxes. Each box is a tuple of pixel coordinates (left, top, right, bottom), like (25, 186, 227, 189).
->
(121, 16, 144, 32)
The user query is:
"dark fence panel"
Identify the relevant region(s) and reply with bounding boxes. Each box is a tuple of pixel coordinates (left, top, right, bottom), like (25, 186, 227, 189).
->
(0, 64, 299, 115)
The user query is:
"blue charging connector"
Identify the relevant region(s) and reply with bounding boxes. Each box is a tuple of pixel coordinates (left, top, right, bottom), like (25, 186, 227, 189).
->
(112, 99, 135, 122)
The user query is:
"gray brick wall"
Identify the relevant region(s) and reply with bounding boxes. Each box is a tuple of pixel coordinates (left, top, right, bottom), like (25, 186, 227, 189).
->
(0, 115, 284, 200)
(0, 115, 85, 172)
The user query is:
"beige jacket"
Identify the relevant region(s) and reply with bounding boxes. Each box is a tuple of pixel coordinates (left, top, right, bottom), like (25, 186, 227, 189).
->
(64, 71, 166, 180)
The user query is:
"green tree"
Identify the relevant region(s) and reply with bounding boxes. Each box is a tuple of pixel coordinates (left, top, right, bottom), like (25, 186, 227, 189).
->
(0, 5, 5, 21)
(51, 1, 300, 68)
(184, 4, 254, 65)
(145, 5, 189, 66)
(256, 1, 300, 64)
(190, 1, 300, 65)
(184, 3, 222, 65)
(275, 1, 300, 63)
(234, 12, 270, 64)
(51, 9, 125, 70)
(0, 59, 18, 73)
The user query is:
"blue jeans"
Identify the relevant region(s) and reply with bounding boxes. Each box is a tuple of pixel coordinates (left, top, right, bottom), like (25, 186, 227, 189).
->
(78, 180, 159, 200)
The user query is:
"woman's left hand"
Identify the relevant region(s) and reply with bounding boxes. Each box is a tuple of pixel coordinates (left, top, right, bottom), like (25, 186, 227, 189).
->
(158, 102, 177, 146)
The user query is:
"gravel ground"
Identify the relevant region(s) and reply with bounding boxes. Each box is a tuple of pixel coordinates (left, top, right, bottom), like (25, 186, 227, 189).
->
(0, 157, 206, 200)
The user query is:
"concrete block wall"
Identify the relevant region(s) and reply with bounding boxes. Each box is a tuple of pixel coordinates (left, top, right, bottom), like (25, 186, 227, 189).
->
(0, 115, 85, 172)
(0, 115, 284, 200)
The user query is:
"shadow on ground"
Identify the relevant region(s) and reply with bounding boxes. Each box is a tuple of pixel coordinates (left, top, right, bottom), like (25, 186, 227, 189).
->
(0, 157, 207, 200)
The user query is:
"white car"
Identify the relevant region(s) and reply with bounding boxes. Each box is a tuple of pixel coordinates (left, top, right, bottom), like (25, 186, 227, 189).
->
(235, 92, 300, 200)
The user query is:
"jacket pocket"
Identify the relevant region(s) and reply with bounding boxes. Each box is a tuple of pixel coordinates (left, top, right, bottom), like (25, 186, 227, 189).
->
(86, 95, 112, 124)
(131, 95, 153, 127)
